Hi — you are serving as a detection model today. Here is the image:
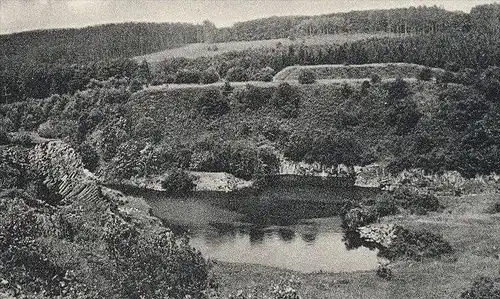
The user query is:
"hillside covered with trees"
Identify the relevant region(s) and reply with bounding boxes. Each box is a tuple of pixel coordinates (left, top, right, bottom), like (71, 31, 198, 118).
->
(2, 4, 500, 104)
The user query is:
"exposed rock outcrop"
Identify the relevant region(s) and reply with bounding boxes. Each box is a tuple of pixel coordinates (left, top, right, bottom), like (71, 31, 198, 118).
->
(27, 140, 158, 227)
(358, 223, 400, 248)
(29, 141, 105, 210)
(123, 171, 253, 192)
(355, 164, 500, 195)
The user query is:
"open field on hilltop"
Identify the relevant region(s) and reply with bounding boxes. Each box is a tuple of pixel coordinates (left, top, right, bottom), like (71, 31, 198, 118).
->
(212, 194, 500, 299)
(274, 63, 446, 81)
(134, 33, 396, 65)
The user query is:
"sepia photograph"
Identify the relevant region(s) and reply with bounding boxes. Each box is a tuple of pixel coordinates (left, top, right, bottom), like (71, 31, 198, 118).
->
(1, 0, 500, 298)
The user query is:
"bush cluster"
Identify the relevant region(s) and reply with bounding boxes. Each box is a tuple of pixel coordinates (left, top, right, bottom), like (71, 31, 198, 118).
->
(392, 188, 442, 215)
(191, 140, 279, 180)
(380, 227, 453, 261)
(340, 189, 441, 230)
(196, 88, 230, 118)
(161, 169, 196, 195)
(174, 68, 201, 84)
(37, 119, 78, 139)
(226, 66, 248, 82)
(297, 69, 316, 84)
(231, 84, 273, 111)
(461, 276, 500, 299)
(0, 184, 210, 298)
(272, 82, 301, 118)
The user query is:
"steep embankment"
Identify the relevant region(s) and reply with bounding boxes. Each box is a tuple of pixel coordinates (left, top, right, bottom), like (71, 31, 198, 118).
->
(29, 141, 103, 208)
(274, 63, 446, 81)
(28, 140, 158, 225)
(126, 79, 440, 146)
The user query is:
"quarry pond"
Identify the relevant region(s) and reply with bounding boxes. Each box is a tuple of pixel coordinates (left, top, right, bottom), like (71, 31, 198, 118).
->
(119, 180, 385, 273)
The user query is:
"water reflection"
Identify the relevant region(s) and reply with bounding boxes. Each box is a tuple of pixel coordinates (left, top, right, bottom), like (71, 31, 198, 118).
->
(188, 221, 384, 273)
(114, 182, 383, 273)
(299, 223, 319, 244)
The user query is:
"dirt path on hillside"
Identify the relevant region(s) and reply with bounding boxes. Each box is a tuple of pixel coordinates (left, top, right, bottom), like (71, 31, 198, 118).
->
(141, 77, 419, 92)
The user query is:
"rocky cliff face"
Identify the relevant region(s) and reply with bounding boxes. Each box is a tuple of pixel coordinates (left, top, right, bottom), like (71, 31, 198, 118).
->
(27, 140, 158, 226)
(358, 224, 400, 248)
(29, 141, 106, 210)
(355, 164, 500, 195)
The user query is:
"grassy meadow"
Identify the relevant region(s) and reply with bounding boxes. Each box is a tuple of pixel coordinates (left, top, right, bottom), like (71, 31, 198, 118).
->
(134, 33, 396, 66)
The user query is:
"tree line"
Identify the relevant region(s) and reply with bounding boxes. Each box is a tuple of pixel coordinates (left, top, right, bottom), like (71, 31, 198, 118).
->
(215, 5, 470, 42)
(2, 27, 500, 104)
(0, 22, 203, 67)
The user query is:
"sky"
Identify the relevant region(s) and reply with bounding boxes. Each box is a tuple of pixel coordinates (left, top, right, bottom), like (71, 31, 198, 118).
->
(0, 0, 498, 35)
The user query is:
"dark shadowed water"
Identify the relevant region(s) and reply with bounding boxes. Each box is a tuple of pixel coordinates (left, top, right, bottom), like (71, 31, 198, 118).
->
(116, 181, 384, 273)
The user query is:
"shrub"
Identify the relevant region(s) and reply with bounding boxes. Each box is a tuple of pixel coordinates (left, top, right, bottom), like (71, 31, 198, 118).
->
(385, 77, 410, 100)
(161, 169, 196, 195)
(128, 79, 143, 92)
(384, 95, 421, 135)
(200, 67, 220, 84)
(232, 84, 271, 111)
(380, 227, 453, 261)
(340, 83, 353, 98)
(272, 82, 301, 118)
(0, 127, 8, 145)
(488, 201, 500, 214)
(361, 80, 371, 92)
(175, 68, 201, 84)
(370, 73, 381, 84)
(260, 120, 289, 142)
(197, 88, 230, 118)
(256, 66, 275, 82)
(370, 193, 399, 218)
(461, 276, 500, 299)
(341, 207, 376, 231)
(417, 67, 433, 81)
(376, 264, 392, 280)
(393, 188, 442, 215)
(37, 120, 78, 139)
(226, 66, 248, 82)
(78, 144, 100, 172)
(297, 69, 316, 84)
(222, 80, 234, 96)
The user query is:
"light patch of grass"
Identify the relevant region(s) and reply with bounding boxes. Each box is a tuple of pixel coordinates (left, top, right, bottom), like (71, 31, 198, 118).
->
(134, 33, 396, 65)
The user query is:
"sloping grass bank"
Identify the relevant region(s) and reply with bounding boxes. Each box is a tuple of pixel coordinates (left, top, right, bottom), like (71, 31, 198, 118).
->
(274, 63, 446, 81)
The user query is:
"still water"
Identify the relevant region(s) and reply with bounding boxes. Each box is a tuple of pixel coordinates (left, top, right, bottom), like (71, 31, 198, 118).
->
(120, 181, 384, 273)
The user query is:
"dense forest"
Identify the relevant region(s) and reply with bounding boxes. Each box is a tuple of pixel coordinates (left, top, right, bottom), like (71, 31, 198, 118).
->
(0, 22, 203, 66)
(216, 6, 470, 41)
(2, 4, 500, 104)
(3, 28, 500, 104)
(2, 4, 499, 67)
